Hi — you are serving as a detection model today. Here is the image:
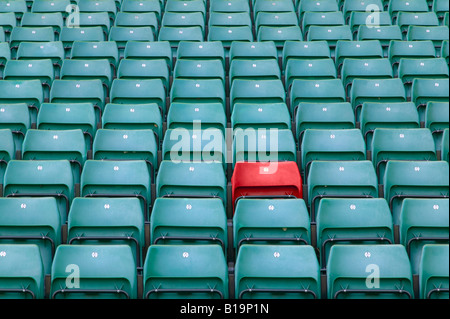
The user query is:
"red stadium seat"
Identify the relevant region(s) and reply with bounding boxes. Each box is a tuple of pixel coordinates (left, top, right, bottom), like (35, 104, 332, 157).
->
(231, 161, 303, 212)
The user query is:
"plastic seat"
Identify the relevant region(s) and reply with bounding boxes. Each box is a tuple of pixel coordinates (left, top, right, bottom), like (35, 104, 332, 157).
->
(231, 161, 303, 211)
(229, 59, 281, 88)
(306, 25, 352, 56)
(165, 0, 206, 16)
(207, 26, 254, 48)
(176, 41, 225, 67)
(158, 26, 204, 49)
(20, 12, 64, 38)
(389, 0, 429, 23)
(0, 12, 16, 39)
(22, 129, 87, 185)
(360, 102, 420, 151)
(301, 11, 345, 37)
(301, 129, 366, 180)
(0, 103, 30, 152)
(117, 59, 170, 92)
(50, 79, 105, 125)
(10, 26, 55, 57)
(231, 102, 291, 131)
(229, 41, 278, 65)
(308, 160, 378, 222)
(0, 42, 10, 78)
(399, 198, 449, 276)
(156, 161, 227, 207)
(317, 198, 394, 270)
(93, 129, 158, 182)
(31, 0, 71, 15)
(37, 103, 97, 151)
(357, 25, 403, 57)
(257, 26, 302, 50)
(162, 128, 227, 170)
(3, 59, 55, 100)
(232, 128, 296, 169)
(210, 0, 250, 14)
(398, 58, 449, 99)
(161, 12, 205, 34)
(143, 245, 228, 299)
(350, 78, 407, 123)
(349, 11, 392, 39)
(256, 12, 299, 34)
(67, 197, 145, 267)
(0, 0, 27, 19)
(114, 12, 158, 35)
(150, 198, 227, 252)
(230, 79, 285, 112)
(174, 59, 225, 85)
(233, 198, 311, 252)
(170, 78, 226, 110)
(110, 79, 166, 116)
(77, 0, 117, 22)
(425, 102, 450, 151)
(397, 12, 440, 38)
(3, 160, 74, 224)
(341, 58, 393, 96)
(124, 41, 173, 71)
(235, 245, 320, 299)
(70, 41, 119, 77)
(51, 245, 137, 299)
(407, 26, 449, 55)
(102, 103, 162, 142)
(327, 244, 414, 299)
(342, 0, 383, 21)
(419, 244, 449, 299)
(120, 0, 162, 21)
(295, 102, 355, 143)
(60, 27, 105, 53)
(441, 128, 449, 162)
(433, 0, 449, 20)
(411, 78, 449, 122)
(372, 128, 437, 184)
(0, 197, 61, 276)
(16, 42, 65, 77)
(109, 26, 155, 56)
(298, 0, 339, 22)
(0, 129, 15, 191)
(285, 58, 336, 90)
(282, 41, 331, 70)
(383, 160, 449, 225)
(0, 80, 43, 126)
(208, 12, 252, 29)
(388, 40, 436, 76)
(335, 40, 384, 75)
(442, 40, 449, 62)
(253, 0, 295, 19)
(167, 102, 227, 134)
(289, 79, 346, 117)
(0, 244, 45, 299)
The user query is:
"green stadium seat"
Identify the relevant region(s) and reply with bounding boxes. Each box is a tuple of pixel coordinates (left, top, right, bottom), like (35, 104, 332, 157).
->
(419, 244, 449, 299)
(232, 128, 296, 169)
(327, 244, 414, 299)
(399, 198, 449, 275)
(70, 41, 119, 77)
(433, 0, 449, 20)
(51, 244, 137, 299)
(229, 59, 281, 88)
(233, 198, 310, 252)
(208, 12, 252, 29)
(110, 78, 166, 116)
(383, 160, 449, 225)
(349, 11, 392, 39)
(256, 12, 299, 35)
(10, 26, 56, 58)
(162, 128, 226, 170)
(117, 59, 170, 92)
(109, 26, 155, 56)
(444, 11, 449, 26)
(0, 12, 18, 40)
(0, 244, 45, 299)
(425, 102, 450, 153)
(295, 102, 355, 143)
(317, 198, 394, 270)
(388, 40, 437, 76)
(170, 78, 226, 110)
(442, 40, 449, 62)
(441, 128, 449, 162)
(31, 0, 71, 16)
(357, 25, 403, 57)
(210, 0, 250, 13)
(120, 0, 162, 21)
(389, 0, 429, 22)
(20, 12, 64, 38)
(0, 197, 61, 275)
(167, 102, 227, 134)
(80, 160, 152, 220)
(16, 42, 65, 77)
(397, 12, 440, 38)
(93, 128, 158, 181)
(22, 129, 87, 184)
(230, 79, 285, 111)
(143, 244, 228, 299)
(342, 0, 383, 21)
(114, 12, 158, 35)
(285, 58, 336, 90)
(407, 26, 449, 55)
(306, 25, 352, 56)
(158, 26, 204, 49)
(301, 11, 345, 37)
(281, 40, 330, 71)
(0, 80, 43, 126)
(335, 40, 384, 75)
(308, 160, 378, 222)
(235, 245, 320, 299)
(174, 59, 225, 86)
(301, 129, 366, 179)
(157, 161, 227, 207)
(207, 26, 254, 48)
(0, 129, 15, 191)
(176, 41, 225, 67)
(411, 78, 449, 123)
(298, 0, 339, 22)
(350, 78, 407, 124)
(150, 198, 227, 252)
(102, 103, 162, 142)
(162, 12, 205, 35)
(0, 103, 30, 152)
(37, 103, 96, 151)
(0, 42, 10, 78)
(67, 197, 145, 267)
(60, 27, 105, 54)
(124, 41, 173, 71)
(0, 0, 27, 19)
(50, 79, 105, 126)
(253, 0, 295, 19)
(3, 160, 74, 224)
(229, 41, 278, 64)
(372, 128, 437, 183)
(341, 58, 393, 96)
(289, 79, 346, 117)
(165, 0, 206, 16)
(231, 102, 291, 131)
(78, 0, 117, 22)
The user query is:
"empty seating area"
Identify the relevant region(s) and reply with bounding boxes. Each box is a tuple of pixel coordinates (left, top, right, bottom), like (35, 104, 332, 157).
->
(0, 0, 449, 300)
